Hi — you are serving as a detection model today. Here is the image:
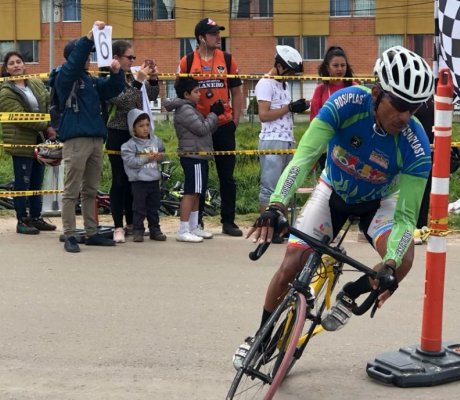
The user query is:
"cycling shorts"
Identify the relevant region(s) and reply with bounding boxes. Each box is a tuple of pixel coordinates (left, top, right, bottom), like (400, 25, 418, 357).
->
(289, 179, 397, 250)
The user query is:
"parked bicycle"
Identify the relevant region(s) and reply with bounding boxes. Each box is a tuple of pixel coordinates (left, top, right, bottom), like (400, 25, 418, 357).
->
(0, 181, 15, 210)
(159, 160, 220, 217)
(226, 218, 396, 400)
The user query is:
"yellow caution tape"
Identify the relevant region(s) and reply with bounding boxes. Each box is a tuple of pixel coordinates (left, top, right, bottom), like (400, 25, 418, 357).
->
(0, 189, 62, 198)
(0, 112, 50, 122)
(104, 148, 296, 157)
(0, 73, 49, 82)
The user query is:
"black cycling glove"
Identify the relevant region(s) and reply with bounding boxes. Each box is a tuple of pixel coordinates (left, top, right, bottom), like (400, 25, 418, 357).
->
(288, 98, 309, 113)
(375, 264, 398, 294)
(210, 100, 225, 116)
(254, 204, 289, 232)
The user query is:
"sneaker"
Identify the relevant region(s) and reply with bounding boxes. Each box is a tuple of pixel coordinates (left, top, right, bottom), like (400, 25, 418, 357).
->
(233, 337, 256, 370)
(27, 217, 57, 231)
(133, 234, 144, 242)
(222, 222, 243, 237)
(321, 291, 355, 331)
(113, 227, 126, 243)
(176, 231, 203, 243)
(85, 233, 116, 246)
(191, 227, 213, 239)
(64, 236, 81, 253)
(150, 231, 167, 241)
(16, 220, 40, 235)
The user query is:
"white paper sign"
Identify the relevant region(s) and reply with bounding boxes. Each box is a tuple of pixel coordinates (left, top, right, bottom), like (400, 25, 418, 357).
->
(92, 25, 113, 67)
(130, 66, 155, 132)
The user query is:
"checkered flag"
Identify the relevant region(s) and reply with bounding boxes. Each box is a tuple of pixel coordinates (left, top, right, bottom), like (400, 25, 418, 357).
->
(435, 0, 460, 103)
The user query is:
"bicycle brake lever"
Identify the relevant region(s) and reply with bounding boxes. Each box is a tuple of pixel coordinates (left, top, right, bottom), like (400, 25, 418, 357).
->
(370, 299, 379, 318)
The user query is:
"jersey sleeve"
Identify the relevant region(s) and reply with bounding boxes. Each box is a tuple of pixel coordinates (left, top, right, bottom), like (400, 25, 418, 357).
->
(269, 118, 334, 205)
(383, 173, 428, 267)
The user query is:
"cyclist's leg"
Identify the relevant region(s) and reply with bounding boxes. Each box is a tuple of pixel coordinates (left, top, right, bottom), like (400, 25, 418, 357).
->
(264, 180, 337, 315)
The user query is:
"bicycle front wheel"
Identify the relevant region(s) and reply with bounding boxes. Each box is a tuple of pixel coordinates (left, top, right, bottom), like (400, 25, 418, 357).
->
(226, 292, 306, 400)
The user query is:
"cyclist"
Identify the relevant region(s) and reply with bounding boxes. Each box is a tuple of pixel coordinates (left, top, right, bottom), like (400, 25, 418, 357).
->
(233, 46, 434, 368)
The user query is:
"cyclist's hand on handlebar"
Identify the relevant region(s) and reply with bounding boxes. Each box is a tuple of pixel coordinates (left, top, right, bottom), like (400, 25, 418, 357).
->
(245, 204, 288, 243)
(371, 262, 398, 308)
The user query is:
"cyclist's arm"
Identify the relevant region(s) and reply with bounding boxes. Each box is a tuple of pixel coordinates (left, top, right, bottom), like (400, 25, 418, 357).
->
(269, 118, 333, 207)
(383, 173, 428, 267)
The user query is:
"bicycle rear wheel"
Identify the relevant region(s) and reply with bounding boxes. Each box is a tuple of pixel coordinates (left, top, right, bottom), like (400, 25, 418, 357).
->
(226, 292, 306, 400)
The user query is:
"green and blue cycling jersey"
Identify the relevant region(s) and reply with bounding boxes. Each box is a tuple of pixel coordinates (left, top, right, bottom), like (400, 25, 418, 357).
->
(270, 85, 431, 266)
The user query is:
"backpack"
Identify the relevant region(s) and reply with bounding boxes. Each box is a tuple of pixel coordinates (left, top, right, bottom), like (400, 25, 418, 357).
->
(49, 68, 110, 130)
(48, 67, 79, 131)
(185, 51, 232, 74)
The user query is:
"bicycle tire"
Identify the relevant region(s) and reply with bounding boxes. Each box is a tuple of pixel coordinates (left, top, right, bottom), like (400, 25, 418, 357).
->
(284, 257, 343, 377)
(226, 292, 306, 400)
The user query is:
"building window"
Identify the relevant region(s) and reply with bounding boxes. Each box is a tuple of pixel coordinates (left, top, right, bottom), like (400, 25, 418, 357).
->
(407, 34, 434, 59)
(231, 0, 273, 18)
(62, 0, 81, 22)
(179, 38, 197, 58)
(378, 35, 403, 55)
(303, 36, 326, 60)
(134, 0, 175, 21)
(355, 0, 374, 16)
(330, 0, 351, 17)
(134, 0, 153, 21)
(330, 0, 374, 17)
(0, 41, 39, 63)
(277, 37, 300, 49)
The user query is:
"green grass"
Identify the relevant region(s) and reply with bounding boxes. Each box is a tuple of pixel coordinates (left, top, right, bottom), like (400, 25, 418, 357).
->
(1, 121, 460, 228)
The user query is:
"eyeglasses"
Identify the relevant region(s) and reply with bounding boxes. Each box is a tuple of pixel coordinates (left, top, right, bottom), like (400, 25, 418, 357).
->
(121, 55, 136, 61)
(385, 92, 422, 114)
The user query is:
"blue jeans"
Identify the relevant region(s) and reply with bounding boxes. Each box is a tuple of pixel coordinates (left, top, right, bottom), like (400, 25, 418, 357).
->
(12, 156, 45, 220)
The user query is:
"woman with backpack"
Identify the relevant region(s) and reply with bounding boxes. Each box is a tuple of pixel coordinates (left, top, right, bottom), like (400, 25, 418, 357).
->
(105, 40, 160, 243)
(0, 51, 57, 234)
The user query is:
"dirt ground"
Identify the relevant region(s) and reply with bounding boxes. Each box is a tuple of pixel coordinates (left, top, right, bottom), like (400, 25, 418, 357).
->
(1, 214, 460, 400)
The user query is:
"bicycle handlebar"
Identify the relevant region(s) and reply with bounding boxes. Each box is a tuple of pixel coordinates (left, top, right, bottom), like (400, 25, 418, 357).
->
(248, 225, 386, 317)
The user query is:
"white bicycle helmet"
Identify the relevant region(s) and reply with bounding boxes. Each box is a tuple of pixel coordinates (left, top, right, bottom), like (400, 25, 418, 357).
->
(275, 45, 303, 74)
(374, 46, 434, 103)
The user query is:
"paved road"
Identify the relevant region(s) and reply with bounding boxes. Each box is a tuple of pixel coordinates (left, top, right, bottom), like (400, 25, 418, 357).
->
(1, 217, 459, 400)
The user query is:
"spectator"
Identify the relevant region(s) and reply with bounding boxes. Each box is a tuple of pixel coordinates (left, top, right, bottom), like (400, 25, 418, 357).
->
(54, 21, 125, 253)
(178, 17, 243, 237)
(121, 109, 166, 243)
(106, 40, 160, 243)
(0, 51, 57, 234)
(255, 45, 309, 243)
(164, 77, 222, 243)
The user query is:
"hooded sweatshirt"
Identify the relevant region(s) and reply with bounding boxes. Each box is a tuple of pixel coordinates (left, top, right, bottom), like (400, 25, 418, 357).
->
(163, 97, 218, 160)
(121, 108, 165, 182)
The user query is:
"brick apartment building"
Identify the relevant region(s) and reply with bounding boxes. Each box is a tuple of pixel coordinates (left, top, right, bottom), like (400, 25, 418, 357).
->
(0, 0, 434, 110)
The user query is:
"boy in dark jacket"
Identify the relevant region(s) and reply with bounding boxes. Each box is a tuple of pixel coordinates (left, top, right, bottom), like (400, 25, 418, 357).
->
(164, 77, 223, 243)
(56, 21, 125, 253)
(121, 109, 166, 242)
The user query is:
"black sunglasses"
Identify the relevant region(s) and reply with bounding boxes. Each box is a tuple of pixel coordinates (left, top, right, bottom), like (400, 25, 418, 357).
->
(121, 55, 136, 61)
(385, 92, 422, 114)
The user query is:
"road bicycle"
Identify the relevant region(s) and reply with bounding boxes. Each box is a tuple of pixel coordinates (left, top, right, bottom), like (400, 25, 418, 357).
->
(227, 219, 395, 400)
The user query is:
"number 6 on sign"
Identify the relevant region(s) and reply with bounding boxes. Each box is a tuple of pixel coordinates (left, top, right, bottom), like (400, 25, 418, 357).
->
(92, 25, 113, 67)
